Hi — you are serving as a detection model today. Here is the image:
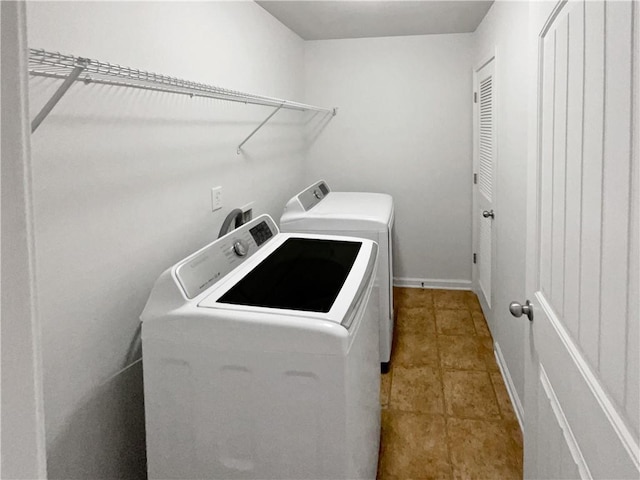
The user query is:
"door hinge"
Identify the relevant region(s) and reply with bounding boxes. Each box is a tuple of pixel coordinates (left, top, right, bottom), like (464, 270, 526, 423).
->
(473, 253, 477, 264)
(474, 92, 478, 103)
(473, 173, 478, 184)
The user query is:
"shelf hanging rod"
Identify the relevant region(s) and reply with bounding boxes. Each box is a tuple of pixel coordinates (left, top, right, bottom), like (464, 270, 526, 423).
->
(28, 49, 336, 116)
(30, 70, 316, 112)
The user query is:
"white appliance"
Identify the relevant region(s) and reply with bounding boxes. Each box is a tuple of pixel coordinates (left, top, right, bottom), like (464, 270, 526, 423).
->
(280, 180, 395, 370)
(141, 215, 380, 480)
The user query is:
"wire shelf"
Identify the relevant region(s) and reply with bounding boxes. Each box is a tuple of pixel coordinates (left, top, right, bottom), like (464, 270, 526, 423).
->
(28, 48, 336, 150)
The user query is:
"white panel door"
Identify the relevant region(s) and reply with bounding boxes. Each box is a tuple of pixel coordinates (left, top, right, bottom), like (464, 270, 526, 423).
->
(523, 1, 639, 478)
(473, 58, 496, 310)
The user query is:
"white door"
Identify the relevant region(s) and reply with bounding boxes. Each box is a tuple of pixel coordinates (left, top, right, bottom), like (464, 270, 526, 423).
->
(473, 57, 496, 312)
(521, 1, 639, 478)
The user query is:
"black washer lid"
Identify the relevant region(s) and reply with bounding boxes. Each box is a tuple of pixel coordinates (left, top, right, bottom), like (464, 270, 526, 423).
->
(217, 237, 361, 313)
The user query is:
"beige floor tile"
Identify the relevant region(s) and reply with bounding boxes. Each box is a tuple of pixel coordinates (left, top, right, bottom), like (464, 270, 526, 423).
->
(505, 419, 524, 450)
(490, 372, 518, 422)
(381, 371, 392, 408)
(464, 291, 483, 313)
(394, 287, 433, 308)
(433, 290, 468, 310)
(377, 471, 444, 480)
(443, 370, 501, 420)
(447, 418, 522, 480)
(377, 475, 444, 480)
(438, 335, 492, 371)
(390, 365, 444, 414)
(396, 307, 437, 336)
(471, 311, 491, 337)
(435, 310, 476, 336)
(482, 336, 500, 372)
(376, 472, 397, 480)
(379, 289, 521, 480)
(379, 411, 452, 479)
(392, 331, 439, 367)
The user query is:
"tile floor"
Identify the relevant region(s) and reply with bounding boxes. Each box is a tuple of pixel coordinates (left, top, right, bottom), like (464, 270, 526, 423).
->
(377, 288, 523, 480)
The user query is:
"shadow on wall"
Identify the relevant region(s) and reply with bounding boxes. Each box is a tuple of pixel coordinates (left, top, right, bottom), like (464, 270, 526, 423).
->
(46, 361, 147, 479)
(125, 324, 143, 369)
(305, 110, 335, 148)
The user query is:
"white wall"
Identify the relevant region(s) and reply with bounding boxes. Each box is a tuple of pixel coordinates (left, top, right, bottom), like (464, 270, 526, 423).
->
(472, 1, 530, 413)
(304, 34, 474, 287)
(26, 1, 312, 477)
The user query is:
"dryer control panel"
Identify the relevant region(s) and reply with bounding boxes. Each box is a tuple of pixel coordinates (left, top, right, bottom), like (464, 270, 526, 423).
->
(282, 180, 331, 214)
(175, 215, 278, 299)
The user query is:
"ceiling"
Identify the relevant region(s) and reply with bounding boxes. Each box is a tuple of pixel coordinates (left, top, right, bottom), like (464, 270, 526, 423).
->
(256, 1, 494, 41)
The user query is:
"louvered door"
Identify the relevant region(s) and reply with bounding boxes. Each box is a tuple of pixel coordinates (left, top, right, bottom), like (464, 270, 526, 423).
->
(473, 59, 496, 310)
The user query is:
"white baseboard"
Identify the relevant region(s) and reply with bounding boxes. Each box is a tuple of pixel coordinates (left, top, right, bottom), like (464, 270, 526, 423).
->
(393, 277, 472, 290)
(494, 340, 524, 432)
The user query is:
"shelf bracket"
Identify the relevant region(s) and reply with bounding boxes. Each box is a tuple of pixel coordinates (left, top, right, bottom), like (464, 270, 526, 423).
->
(237, 103, 284, 155)
(31, 59, 88, 133)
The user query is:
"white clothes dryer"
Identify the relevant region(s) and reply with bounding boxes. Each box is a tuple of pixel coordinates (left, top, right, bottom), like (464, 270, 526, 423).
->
(280, 180, 395, 371)
(141, 215, 380, 480)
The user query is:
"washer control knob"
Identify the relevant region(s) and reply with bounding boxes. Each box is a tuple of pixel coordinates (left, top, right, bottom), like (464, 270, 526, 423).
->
(313, 189, 322, 199)
(233, 240, 248, 257)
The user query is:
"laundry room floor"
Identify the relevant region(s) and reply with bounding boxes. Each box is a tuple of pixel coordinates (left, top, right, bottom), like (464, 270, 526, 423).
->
(377, 288, 523, 480)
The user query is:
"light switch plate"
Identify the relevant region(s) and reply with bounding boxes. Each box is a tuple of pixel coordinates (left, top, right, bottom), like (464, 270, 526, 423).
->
(211, 187, 223, 211)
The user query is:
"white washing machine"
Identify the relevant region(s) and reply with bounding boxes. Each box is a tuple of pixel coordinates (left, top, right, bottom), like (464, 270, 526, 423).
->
(141, 215, 380, 480)
(280, 180, 395, 370)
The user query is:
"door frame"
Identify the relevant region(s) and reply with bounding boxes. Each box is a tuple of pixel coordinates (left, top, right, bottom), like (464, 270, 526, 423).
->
(472, 49, 498, 317)
(0, 1, 48, 477)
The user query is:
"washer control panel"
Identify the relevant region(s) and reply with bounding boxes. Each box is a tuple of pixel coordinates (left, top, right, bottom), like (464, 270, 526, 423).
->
(233, 240, 249, 257)
(249, 220, 273, 246)
(175, 215, 278, 299)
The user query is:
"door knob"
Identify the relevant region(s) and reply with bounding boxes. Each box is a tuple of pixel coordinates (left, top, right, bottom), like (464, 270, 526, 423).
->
(509, 300, 533, 321)
(482, 210, 495, 219)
